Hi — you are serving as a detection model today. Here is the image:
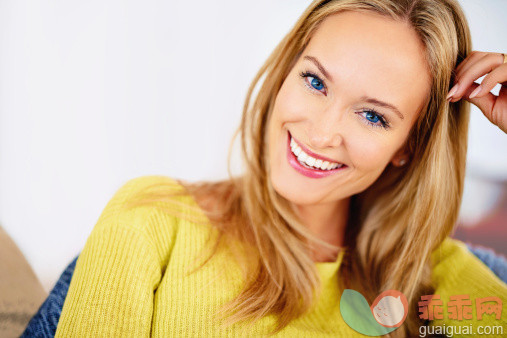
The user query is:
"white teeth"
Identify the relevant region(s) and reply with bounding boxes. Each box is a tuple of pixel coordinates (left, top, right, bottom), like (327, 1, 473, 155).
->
(306, 157, 316, 167)
(289, 135, 344, 170)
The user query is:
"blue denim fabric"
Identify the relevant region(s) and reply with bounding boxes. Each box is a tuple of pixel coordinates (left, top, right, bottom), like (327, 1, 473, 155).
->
(20, 256, 78, 338)
(466, 244, 507, 283)
(20, 246, 507, 337)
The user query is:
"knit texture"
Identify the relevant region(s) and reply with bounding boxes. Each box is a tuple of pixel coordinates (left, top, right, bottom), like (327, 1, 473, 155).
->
(55, 175, 507, 337)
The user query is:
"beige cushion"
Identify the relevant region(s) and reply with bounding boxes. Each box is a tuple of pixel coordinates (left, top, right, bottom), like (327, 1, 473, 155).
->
(0, 226, 47, 338)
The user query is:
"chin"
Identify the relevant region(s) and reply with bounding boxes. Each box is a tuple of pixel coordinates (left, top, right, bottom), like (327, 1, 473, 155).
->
(270, 171, 304, 204)
(269, 171, 330, 206)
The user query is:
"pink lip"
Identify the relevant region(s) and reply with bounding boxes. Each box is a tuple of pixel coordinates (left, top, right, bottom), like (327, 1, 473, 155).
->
(286, 131, 347, 179)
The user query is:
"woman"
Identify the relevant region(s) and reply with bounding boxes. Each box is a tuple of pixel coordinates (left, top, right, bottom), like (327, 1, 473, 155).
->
(32, 0, 507, 337)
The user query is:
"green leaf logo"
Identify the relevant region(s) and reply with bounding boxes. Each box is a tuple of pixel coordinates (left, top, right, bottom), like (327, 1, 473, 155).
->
(340, 289, 408, 336)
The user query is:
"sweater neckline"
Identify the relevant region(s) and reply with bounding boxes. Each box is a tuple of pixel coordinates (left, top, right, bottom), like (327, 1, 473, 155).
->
(176, 177, 345, 281)
(315, 249, 345, 281)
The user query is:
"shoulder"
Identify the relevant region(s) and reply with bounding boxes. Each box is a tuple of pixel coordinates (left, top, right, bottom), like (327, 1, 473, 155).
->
(428, 238, 507, 328)
(430, 237, 474, 273)
(430, 237, 504, 284)
(111, 175, 184, 202)
(430, 236, 507, 298)
(92, 175, 189, 237)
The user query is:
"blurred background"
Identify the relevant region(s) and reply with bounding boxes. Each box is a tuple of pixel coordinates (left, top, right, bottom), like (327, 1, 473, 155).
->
(0, 0, 506, 293)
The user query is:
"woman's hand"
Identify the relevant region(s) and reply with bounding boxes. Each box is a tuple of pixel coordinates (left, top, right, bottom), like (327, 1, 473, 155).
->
(446, 51, 507, 133)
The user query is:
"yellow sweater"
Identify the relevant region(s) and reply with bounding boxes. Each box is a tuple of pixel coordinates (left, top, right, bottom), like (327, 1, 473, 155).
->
(55, 175, 507, 337)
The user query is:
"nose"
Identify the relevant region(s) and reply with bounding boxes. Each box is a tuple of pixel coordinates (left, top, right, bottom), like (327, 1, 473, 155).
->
(307, 111, 345, 149)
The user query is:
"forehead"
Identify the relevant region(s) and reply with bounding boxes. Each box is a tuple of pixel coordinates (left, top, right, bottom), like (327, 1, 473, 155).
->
(304, 10, 431, 118)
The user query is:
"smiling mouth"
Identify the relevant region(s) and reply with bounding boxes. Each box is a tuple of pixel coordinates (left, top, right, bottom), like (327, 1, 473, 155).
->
(286, 131, 348, 179)
(289, 132, 346, 170)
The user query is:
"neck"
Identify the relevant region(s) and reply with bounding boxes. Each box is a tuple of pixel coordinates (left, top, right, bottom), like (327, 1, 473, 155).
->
(292, 197, 350, 262)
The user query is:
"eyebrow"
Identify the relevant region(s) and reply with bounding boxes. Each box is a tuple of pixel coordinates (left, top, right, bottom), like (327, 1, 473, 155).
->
(303, 55, 405, 120)
(304, 55, 334, 82)
(359, 96, 405, 120)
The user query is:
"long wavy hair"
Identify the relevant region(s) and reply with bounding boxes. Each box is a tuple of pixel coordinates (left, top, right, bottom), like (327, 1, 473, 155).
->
(127, 0, 471, 336)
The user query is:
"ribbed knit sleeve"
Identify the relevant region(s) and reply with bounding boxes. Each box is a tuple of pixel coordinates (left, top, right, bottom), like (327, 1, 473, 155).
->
(429, 238, 507, 335)
(55, 176, 180, 337)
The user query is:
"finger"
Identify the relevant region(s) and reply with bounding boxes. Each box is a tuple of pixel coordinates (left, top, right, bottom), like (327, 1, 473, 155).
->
(461, 82, 495, 116)
(454, 53, 487, 83)
(454, 51, 484, 78)
(450, 53, 505, 101)
(468, 63, 507, 99)
(455, 52, 504, 81)
(462, 83, 507, 133)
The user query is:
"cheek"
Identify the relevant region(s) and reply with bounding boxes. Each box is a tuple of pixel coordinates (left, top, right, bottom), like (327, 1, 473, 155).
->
(273, 80, 311, 122)
(348, 135, 392, 170)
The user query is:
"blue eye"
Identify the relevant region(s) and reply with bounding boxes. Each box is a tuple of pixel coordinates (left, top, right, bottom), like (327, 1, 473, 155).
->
(358, 109, 390, 130)
(365, 111, 380, 123)
(310, 77, 324, 91)
(299, 71, 326, 93)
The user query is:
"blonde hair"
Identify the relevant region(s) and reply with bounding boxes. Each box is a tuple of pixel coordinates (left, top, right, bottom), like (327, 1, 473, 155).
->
(128, 0, 472, 336)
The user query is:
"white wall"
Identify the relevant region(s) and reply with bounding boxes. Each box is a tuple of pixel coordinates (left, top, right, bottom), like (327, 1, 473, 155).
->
(1, 0, 506, 292)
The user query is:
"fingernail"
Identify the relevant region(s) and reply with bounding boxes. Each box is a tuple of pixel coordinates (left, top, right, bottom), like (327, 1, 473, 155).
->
(446, 83, 459, 100)
(469, 85, 482, 99)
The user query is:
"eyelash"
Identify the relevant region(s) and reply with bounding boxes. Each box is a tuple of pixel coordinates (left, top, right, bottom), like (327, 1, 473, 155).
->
(298, 70, 391, 130)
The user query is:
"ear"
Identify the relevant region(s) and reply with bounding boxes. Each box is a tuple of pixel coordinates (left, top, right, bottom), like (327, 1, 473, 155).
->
(390, 145, 410, 167)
